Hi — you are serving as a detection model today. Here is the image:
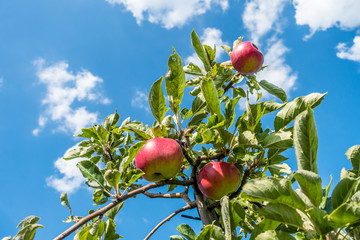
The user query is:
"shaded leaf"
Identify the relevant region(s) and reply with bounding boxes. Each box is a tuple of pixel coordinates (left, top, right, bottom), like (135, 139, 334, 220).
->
(329, 201, 360, 228)
(294, 170, 322, 207)
(274, 92, 327, 131)
(259, 80, 287, 102)
(331, 177, 358, 210)
(149, 77, 167, 123)
(165, 49, 186, 115)
(263, 131, 292, 149)
(260, 203, 304, 230)
(16, 216, 40, 228)
(293, 105, 318, 173)
(242, 178, 306, 211)
(200, 78, 221, 115)
(220, 196, 231, 240)
(104, 111, 120, 131)
(191, 29, 211, 71)
(77, 161, 105, 189)
(346, 145, 360, 176)
(177, 224, 198, 240)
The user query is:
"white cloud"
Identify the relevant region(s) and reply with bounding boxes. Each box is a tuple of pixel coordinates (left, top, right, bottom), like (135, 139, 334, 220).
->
(46, 155, 85, 194)
(336, 36, 360, 62)
(105, 0, 228, 29)
(257, 38, 297, 94)
(33, 59, 111, 136)
(293, 0, 360, 39)
(186, 27, 227, 67)
(242, 0, 288, 44)
(131, 89, 150, 112)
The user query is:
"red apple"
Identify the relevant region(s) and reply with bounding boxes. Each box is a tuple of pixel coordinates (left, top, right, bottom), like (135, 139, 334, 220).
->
(230, 41, 264, 75)
(197, 161, 241, 200)
(135, 138, 183, 182)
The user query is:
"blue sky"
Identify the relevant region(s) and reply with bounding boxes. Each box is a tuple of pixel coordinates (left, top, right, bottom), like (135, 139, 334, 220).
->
(1, 0, 360, 239)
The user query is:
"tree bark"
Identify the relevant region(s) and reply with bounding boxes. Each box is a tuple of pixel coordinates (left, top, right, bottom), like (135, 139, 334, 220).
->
(194, 191, 219, 226)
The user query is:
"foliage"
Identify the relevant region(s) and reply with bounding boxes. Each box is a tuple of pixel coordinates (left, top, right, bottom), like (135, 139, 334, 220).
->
(4, 29, 360, 240)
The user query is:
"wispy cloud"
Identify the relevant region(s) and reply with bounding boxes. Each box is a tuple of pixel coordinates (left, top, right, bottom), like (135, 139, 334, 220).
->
(0, 78, 3, 87)
(242, 0, 288, 44)
(46, 153, 85, 194)
(336, 36, 360, 62)
(257, 38, 297, 95)
(293, 0, 360, 39)
(131, 89, 150, 112)
(33, 58, 110, 136)
(186, 27, 227, 67)
(105, 0, 228, 29)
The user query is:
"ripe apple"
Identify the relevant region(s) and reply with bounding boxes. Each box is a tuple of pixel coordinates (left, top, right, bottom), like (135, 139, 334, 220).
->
(230, 41, 264, 75)
(135, 138, 183, 182)
(197, 161, 241, 200)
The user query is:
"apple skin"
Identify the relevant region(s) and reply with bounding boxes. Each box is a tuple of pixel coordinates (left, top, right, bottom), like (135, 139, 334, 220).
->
(135, 138, 183, 182)
(230, 41, 264, 75)
(197, 161, 241, 200)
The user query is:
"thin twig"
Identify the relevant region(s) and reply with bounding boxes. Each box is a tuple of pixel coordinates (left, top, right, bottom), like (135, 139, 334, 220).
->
(144, 202, 197, 240)
(54, 179, 193, 240)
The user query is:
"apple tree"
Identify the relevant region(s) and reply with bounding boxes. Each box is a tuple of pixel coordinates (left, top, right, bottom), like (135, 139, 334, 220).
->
(4, 29, 360, 240)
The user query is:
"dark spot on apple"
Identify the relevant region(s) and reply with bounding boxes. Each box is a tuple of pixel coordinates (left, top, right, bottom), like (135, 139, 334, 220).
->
(251, 43, 259, 50)
(154, 172, 162, 176)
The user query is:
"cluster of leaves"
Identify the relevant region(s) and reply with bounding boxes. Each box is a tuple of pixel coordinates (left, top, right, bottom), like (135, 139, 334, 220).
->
(4, 29, 360, 240)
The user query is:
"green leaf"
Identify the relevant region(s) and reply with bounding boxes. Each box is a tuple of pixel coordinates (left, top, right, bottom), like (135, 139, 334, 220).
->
(259, 80, 287, 102)
(294, 170, 322, 207)
(191, 29, 211, 71)
(104, 219, 121, 240)
(242, 178, 306, 211)
(224, 97, 240, 129)
(184, 63, 206, 76)
(77, 128, 101, 140)
(274, 92, 327, 131)
(331, 177, 358, 210)
(188, 113, 207, 127)
(255, 230, 296, 240)
(204, 44, 216, 65)
(259, 203, 304, 230)
(165, 49, 186, 115)
(14, 224, 44, 240)
(170, 236, 186, 240)
(104, 202, 124, 220)
(177, 224, 198, 240)
(262, 131, 293, 149)
(92, 189, 105, 204)
(200, 78, 221, 115)
(293, 105, 318, 173)
(119, 141, 146, 173)
(230, 198, 245, 231)
(60, 192, 70, 208)
(220, 196, 231, 240)
(104, 111, 120, 131)
(124, 169, 144, 186)
(63, 146, 94, 160)
(346, 145, 360, 176)
(250, 219, 280, 240)
(191, 96, 206, 115)
(104, 169, 121, 188)
(221, 44, 232, 56)
(119, 121, 152, 140)
(238, 130, 258, 146)
(149, 77, 167, 123)
(268, 163, 292, 177)
(77, 161, 105, 189)
(329, 201, 360, 228)
(261, 101, 285, 115)
(245, 102, 264, 131)
(196, 225, 225, 240)
(320, 175, 332, 209)
(16, 216, 40, 228)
